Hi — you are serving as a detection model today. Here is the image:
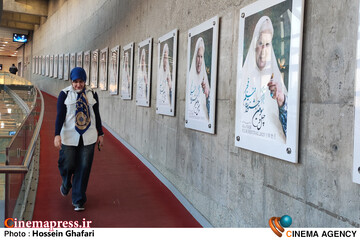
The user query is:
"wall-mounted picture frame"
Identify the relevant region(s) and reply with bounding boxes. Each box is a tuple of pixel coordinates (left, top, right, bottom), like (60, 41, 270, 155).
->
(234, 0, 304, 163)
(185, 16, 219, 134)
(32, 56, 36, 74)
(353, 3, 360, 184)
(36, 56, 40, 74)
(84, 50, 91, 86)
(121, 42, 134, 100)
(70, 53, 76, 72)
(58, 54, 64, 80)
(42, 56, 46, 76)
(49, 55, 54, 78)
(109, 45, 120, 95)
(136, 38, 152, 107)
(45, 55, 50, 76)
(64, 53, 70, 81)
(77, 51, 83, 68)
(54, 54, 58, 79)
(99, 47, 108, 91)
(156, 29, 178, 116)
(91, 49, 99, 88)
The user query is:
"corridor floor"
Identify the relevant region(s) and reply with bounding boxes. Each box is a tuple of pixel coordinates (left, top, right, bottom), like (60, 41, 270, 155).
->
(32, 92, 201, 227)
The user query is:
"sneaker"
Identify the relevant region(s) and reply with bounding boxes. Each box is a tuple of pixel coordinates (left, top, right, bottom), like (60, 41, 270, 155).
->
(72, 203, 85, 211)
(60, 185, 69, 196)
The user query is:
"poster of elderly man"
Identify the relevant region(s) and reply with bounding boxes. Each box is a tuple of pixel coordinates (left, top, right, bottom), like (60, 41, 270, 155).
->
(235, 0, 304, 163)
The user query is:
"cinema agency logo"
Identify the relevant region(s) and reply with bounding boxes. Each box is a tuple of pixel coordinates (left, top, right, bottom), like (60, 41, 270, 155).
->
(269, 215, 292, 237)
(269, 215, 357, 238)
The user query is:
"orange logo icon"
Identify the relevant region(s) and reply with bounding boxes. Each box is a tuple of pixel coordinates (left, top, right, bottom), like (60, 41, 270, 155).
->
(269, 215, 292, 237)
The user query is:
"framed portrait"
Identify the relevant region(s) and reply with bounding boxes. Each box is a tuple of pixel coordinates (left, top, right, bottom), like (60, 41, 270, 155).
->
(45, 55, 50, 76)
(136, 38, 152, 107)
(156, 29, 178, 116)
(77, 51, 83, 68)
(42, 56, 46, 76)
(32, 56, 36, 74)
(70, 53, 76, 72)
(58, 54, 64, 80)
(121, 42, 134, 100)
(353, 3, 360, 184)
(234, 0, 304, 163)
(49, 55, 54, 77)
(54, 54, 58, 79)
(38, 56, 41, 75)
(99, 47, 108, 91)
(109, 45, 120, 95)
(64, 53, 70, 81)
(35, 56, 38, 74)
(83, 50, 91, 86)
(91, 49, 99, 88)
(185, 16, 219, 134)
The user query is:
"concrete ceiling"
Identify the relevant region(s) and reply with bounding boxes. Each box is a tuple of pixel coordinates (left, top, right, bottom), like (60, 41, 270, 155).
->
(0, 0, 48, 56)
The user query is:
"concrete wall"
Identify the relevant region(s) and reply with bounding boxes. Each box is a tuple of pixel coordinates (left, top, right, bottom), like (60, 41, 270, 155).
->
(26, 0, 360, 227)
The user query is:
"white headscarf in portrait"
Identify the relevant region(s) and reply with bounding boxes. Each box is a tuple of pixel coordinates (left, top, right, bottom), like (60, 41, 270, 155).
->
(188, 37, 210, 122)
(158, 43, 172, 106)
(240, 16, 287, 143)
(122, 51, 130, 94)
(110, 51, 118, 93)
(137, 48, 148, 99)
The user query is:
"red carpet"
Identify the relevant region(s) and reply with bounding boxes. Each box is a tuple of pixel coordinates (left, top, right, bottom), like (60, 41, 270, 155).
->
(32, 92, 201, 227)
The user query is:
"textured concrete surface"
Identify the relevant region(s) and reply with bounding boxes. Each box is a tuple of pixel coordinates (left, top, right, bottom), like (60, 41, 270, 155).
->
(26, 0, 360, 227)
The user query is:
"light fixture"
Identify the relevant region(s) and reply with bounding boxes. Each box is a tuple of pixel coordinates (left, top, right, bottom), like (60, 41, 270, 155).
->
(7, 108, 12, 114)
(1, 122, 4, 128)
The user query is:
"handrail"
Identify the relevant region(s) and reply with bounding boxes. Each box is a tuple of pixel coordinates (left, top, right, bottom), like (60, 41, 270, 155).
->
(23, 88, 44, 169)
(0, 86, 44, 173)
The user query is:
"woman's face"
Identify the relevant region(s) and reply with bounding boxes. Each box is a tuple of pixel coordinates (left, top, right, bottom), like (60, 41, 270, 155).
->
(72, 79, 85, 91)
(255, 30, 272, 71)
(196, 46, 204, 74)
(163, 48, 168, 71)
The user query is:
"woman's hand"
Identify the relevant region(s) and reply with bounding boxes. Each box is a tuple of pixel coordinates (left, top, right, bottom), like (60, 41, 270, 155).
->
(54, 135, 62, 150)
(98, 135, 104, 149)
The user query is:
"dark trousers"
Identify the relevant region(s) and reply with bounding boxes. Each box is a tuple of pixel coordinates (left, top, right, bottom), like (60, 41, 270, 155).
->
(58, 137, 95, 205)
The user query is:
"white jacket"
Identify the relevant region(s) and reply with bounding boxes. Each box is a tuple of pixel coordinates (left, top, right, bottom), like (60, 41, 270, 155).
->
(60, 85, 98, 146)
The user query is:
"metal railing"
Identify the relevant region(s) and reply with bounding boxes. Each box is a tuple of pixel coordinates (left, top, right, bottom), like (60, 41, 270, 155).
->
(0, 73, 44, 221)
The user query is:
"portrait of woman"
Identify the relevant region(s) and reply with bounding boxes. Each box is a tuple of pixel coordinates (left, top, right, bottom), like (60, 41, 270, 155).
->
(185, 16, 218, 134)
(157, 43, 172, 107)
(235, 0, 304, 163)
(188, 37, 210, 122)
(99, 48, 108, 90)
(239, 16, 288, 144)
(64, 54, 70, 80)
(84, 51, 91, 86)
(59, 54, 64, 80)
(109, 46, 119, 95)
(136, 39, 152, 106)
(77, 51, 83, 68)
(91, 50, 99, 88)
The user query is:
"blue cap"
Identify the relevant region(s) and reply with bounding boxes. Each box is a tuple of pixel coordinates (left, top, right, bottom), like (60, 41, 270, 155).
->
(70, 67, 87, 82)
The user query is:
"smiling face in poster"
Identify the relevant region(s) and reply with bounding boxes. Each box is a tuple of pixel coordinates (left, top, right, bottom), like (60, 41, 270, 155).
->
(158, 43, 172, 107)
(235, 0, 304, 163)
(109, 46, 119, 95)
(136, 46, 149, 104)
(122, 51, 130, 95)
(240, 16, 288, 144)
(188, 36, 211, 122)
